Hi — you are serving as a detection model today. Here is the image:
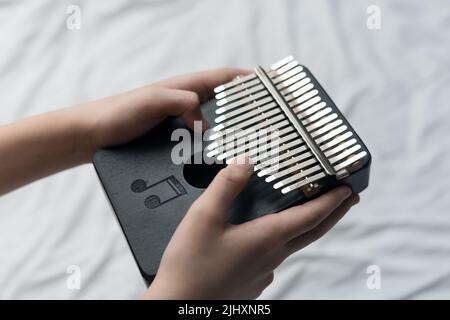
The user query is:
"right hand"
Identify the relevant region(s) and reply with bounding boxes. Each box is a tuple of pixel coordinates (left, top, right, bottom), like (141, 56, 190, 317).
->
(144, 157, 359, 299)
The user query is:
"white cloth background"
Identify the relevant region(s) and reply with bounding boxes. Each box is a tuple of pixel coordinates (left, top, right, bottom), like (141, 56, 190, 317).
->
(0, 0, 449, 299)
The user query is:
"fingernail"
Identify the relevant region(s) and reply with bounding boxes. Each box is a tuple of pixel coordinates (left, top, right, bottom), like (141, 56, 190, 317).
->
(229, 155, 254, 170)
(342, 186, 352, 198)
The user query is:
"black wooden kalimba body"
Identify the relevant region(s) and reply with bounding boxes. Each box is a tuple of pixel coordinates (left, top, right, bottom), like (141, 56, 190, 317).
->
(93, 60, 371, 282)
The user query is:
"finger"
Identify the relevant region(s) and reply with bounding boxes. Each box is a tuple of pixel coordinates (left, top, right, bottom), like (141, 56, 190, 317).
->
(251, 186, 352, 244)
(154, 68, 252, 102)
(285, 193, 359, 254)
(134, 86, 207, 132)
(95, 87, 204, 147)
(181, 101, 209, 132)
(191, 156, 253, 223)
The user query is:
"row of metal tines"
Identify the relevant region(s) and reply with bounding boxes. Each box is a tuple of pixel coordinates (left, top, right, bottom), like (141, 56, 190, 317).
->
(207, 56, 368, 194)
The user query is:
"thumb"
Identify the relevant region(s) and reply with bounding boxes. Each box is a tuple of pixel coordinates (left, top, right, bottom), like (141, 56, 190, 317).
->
(192, 156, 253, 223)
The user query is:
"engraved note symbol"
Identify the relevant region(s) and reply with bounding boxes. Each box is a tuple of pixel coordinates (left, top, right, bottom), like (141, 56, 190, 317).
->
(131, 175, 187, 209)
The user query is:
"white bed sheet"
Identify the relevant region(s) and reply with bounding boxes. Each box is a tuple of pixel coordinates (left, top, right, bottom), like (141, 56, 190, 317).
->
(1, 0, 449, 299)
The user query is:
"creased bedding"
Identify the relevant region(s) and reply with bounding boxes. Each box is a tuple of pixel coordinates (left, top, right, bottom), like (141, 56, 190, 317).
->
(0, 0, 449, 299)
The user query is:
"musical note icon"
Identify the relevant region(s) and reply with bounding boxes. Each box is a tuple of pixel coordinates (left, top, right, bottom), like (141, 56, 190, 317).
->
(131, 175, 187, 209)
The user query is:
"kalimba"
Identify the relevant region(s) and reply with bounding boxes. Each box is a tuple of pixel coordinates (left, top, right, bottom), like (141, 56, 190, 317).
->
(94, 56, 371, 282)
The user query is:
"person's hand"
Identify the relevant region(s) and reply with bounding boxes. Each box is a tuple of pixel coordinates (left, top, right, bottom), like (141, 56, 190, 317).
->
(75, 68, 250, 161)
(0, 68, 249, 196)
(144, 157, 359, 300)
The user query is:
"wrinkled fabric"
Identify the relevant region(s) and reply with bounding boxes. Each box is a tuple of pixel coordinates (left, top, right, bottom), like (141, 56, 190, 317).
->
(0, 0, 449, 299)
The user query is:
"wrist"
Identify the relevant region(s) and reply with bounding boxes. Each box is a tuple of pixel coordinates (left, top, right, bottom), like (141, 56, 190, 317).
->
(66, 105, 98, 164)
(143, 275, 195, 300)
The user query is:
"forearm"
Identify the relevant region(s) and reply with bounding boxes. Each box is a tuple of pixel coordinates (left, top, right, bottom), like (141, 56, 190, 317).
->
(0, 107, 91, 195)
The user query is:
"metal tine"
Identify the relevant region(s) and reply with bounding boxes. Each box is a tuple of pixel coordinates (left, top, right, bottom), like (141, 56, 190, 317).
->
(254, 147, 310, 172)
(224, 134, 292, 164)
(260, 130, 350, 176)
(254, 120, 340, 176)
(255, 149, 306, 174)
(213, 107, 282, 133)
(214, 74, 258, 94)
(305, 113, 338, 132)
(297, 101, 327, 120)
(216, 68, 304, 105)
(291, 93, 321, 113)
(281, 172, 327, 194)
(216, 90, 269, 114)
(216, 83, 266, 106)
(215, 96, 274, 123)
(277, 72, 308, 91)
(333, 151, 367, 172)
(215, 67, 298, 104)
(253, 138, 305, 165)
(319, 130, 352, 151)
(213, 70, 271, 95)
(216, 59, 296, 99)
(284, 80, 314, 102)
(207, 118, 291, 151)
(302, 107, 332, 125)
(324, 138, 358, 158)
(214, 101, 278, 131)
(237, 131, 299, 158)
(278, 75, 311, 96)
(254, 141, 308, 170)
(275, 72, 307, 92)
(272, 60, 300, 77)
(215, 129, 297, 159)
(270, 55, 295, 70)
(258, 150, 314, 177)
(273, 165, 323, 190)
(214, 56, 294, 94)
(213, 92, 326, 136)
(210, 114, 289, 140)
(272, 66, 304, 85)
(215, 102, 332, 137)
(311, 119, 343, 138)
(319, 130, 353, 152)
(266, 157, 317, 183)
(316, 126, 349, 145)
(208, 116, 289, 141)
(208, 125, 295, 157)
(206, 133, 261, 158)
(329, 144, 362, 165)
(215, 78, 261, 100)
(216, 77, 314, 127)
(218, 131, 299, 161)
(207, 129, 263, 157)
(284, 85, 319, 117)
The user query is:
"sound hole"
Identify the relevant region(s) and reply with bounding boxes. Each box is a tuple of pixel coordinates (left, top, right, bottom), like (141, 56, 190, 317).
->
(182, 153, 225, 189)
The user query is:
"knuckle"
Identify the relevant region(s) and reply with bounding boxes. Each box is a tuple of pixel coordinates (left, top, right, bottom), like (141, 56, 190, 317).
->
(216, 167, 240, 187)
(185, 91, 200, 109)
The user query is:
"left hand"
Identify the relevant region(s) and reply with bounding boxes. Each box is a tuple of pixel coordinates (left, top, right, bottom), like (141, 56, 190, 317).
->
(76, 68, 250, 160)
(0, 68, 249, 195)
